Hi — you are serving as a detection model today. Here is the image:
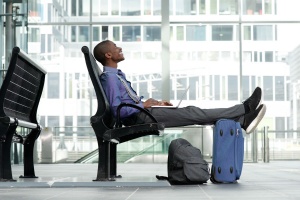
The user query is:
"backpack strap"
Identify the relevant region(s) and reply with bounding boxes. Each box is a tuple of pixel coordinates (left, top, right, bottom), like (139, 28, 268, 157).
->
(156, 175, 169, 181)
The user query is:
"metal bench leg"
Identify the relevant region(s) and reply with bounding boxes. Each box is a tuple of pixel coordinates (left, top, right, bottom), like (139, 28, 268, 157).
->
(20, 129, 40, 178)
(110, 143, 121, 178)
(0, 125, 17, 181)
(94, 138, 114, 181)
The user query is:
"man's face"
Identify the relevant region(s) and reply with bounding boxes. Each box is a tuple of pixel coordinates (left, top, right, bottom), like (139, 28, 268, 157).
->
(107, 41, 125, 63)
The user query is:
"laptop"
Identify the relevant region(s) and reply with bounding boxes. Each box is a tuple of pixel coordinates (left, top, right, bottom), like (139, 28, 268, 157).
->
(151, 85, 190, 108)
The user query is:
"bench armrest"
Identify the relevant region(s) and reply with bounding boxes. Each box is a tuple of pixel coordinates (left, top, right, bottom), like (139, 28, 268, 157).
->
(0, 116, 39, 129)
(115, 103, 158, 128)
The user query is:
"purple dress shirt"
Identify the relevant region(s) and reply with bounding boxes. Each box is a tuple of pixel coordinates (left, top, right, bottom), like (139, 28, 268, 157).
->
(100, 66, 144, 119)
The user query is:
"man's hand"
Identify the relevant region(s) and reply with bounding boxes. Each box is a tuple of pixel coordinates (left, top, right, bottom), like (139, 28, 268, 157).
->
(143, 98, 173, 108)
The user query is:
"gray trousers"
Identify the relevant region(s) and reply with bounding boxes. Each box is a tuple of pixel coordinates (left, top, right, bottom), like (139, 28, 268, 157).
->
(135, 104, 245, 128)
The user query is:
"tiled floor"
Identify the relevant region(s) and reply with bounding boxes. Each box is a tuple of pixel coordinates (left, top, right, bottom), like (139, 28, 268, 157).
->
(0, 161, 299, 200)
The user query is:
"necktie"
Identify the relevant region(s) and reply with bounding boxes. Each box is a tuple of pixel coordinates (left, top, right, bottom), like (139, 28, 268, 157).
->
(116, 74, 140, 103)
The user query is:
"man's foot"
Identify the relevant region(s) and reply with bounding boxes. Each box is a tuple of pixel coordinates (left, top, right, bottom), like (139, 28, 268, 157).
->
(243, 87, 262, 113)
(242, 104, 266, 134)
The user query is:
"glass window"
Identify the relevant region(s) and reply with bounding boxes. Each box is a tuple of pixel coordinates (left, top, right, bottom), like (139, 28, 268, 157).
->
(242, 76, 250, 101)
(243, 51, 252, 62)
(143, 26, 161, 41)
(265, 51, 273, 62)
(39, 116, 45, 128)
(79, 0, 89, 16)
(214, 75, 220, 100)
(264, 0, 273, 14)
(71, 26, 76, 42)
(253, 25, 273, 41)
(175, 0, 196, 15)
(189, 77, 198, 100)
(152, 80, 162, 99)
(65, 116, 73, 135)
(243, 0, 262, 15)
(48, 73, 60, 99)
(113, 26, 120, 41)
(186, 25, 206, 41)
(275, 117, 285, 138)
(77, 116, 90, 135)
(64, 73, 73, 98)
(29, 28, 40, 42)
(220, 0, 237, 15)
(93, 27, 100, 41)
(263, 76, 273, 101)
(228, 75, 238, 100)
(71, 0, 76, 16)
(111, 0, 119, 15)
(153, 0, 161, 15)
(121, 0, 140, 16)
(144, 0, 151, 15)
(243, 26, 251, 40)
(79, 26, 89, 42)
(48, 116, 59, 127)
(199, 0, 206, 14)
(275, 76, 284, 101)
(100, 0, 108, 15)
(176, 78, 187, 100)
(210, 0, 217, 14)
(122, 26, 141, 41)
(176, 26, 184, 40)
(102, 26, 108, 40)
(212, 25, 233, 41)
(92, 0, 99, 16)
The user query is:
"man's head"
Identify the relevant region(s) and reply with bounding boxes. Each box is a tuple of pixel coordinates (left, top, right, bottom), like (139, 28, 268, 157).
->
(93, 40, 124, 67)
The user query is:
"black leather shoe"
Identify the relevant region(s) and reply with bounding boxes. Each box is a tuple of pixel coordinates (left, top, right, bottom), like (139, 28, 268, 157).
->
(242, 104, 266, 134)
(243, 87, 262, 113)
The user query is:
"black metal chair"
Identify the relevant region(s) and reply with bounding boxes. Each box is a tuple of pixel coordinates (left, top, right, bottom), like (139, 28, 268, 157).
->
(81, 46, 165, 181)
(0, 47, 46, 181)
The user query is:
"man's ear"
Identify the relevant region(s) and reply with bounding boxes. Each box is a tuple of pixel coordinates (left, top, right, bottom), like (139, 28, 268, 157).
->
(105, 52, 112, 59)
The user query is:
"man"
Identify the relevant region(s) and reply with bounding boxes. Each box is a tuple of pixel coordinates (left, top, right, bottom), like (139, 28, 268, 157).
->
(93, 40, 266, 134)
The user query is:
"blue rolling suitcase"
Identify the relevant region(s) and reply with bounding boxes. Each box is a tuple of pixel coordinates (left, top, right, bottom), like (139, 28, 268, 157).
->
(210, 119, 244, 183)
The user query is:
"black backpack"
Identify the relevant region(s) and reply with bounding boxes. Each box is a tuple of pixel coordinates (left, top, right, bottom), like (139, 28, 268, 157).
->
(157, 138, 210, 184)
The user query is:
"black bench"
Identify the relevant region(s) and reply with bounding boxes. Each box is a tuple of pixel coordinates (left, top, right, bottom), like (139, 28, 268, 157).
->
(0, 47, 46, 181)
(81, 46, 165, 181)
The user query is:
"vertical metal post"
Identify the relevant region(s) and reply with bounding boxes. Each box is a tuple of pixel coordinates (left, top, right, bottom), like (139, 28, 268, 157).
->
(252, 129, 258, 163)
(263, 126, 269, 163)
(161, 0, 170, 101)
(5, 2, 13, 68)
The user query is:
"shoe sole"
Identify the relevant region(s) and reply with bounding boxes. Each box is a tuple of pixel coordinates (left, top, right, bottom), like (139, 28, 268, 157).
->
(245, 104, 266, 134)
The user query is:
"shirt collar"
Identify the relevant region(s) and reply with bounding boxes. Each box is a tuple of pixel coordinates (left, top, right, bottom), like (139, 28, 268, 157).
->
(103, 66, 124, 75)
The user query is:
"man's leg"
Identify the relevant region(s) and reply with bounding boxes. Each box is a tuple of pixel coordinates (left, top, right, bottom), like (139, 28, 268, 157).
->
(139, 104, 245, 128)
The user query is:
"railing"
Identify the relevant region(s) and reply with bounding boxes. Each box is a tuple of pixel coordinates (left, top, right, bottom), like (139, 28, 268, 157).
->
(10, 126, 300, 164)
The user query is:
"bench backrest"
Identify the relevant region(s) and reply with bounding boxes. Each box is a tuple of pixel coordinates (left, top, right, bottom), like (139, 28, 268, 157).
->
(81, 46, 115, 130)
(0, 47, 46, 125)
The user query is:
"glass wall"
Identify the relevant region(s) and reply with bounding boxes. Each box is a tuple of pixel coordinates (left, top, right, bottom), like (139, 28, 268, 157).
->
(2, 0, 300, 162)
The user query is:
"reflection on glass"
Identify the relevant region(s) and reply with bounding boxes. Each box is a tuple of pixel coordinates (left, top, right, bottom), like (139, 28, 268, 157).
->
(175, 0, 196, 15)
(263, 76, 273, 100)
(228, 75, 238, 100)
(212, 25, 233, 41)
(253, 25, 273, 40)
(121, 0, 141, 16)
(143, 26, 161, 41)
(243, 0, 262, 15)
(48, 73, 60, 99)
(113, 26, 120, 41)
(100, 0, 108, 15)
(122, 26, 141, 41)
(79, 26, 89, 42)
(112, 0, 119, 15)
(186, 25, 206, 41)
